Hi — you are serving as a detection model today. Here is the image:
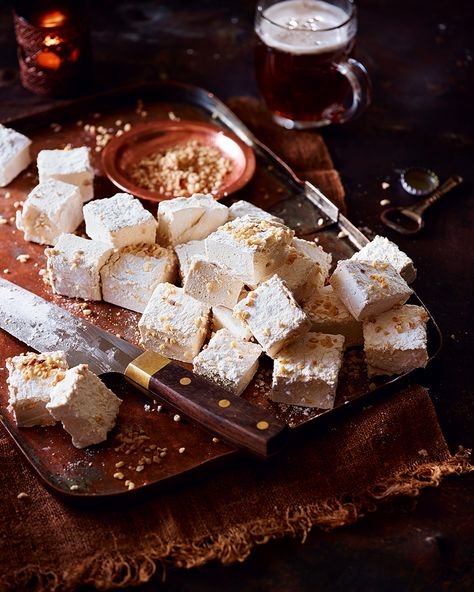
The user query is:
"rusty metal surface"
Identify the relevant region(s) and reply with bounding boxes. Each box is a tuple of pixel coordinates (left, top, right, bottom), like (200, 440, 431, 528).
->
(0, 85, 442, 498)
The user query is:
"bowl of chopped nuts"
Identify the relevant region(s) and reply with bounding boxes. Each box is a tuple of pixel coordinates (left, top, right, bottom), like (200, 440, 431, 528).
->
(101, 120, 256, 202)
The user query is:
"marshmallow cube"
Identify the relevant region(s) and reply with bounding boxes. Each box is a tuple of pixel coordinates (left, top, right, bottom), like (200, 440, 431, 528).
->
(271, 333, 345, 409)
(37, 147, 94, 202)
(84, 193, 157, 248)
(0, 125, 32, 187)
(16, 179, 83, 245)
(46, 234, 114, 301)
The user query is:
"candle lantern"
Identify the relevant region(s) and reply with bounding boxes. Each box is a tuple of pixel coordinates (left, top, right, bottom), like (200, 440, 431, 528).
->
(13, 0, 93, 98)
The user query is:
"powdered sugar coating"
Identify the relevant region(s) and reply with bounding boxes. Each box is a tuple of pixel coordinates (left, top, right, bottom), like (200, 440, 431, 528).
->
(206, 216, 293, 285)
(47, 364, 122, 448)
(84, 193, 157, 248)
(193, 328, 262, 395)
(100, 243, 177, 313)
(271, 332, 345, 409)
(330, 259, 413, 321)
(302, 285, 363, 347)
(212, 305, 253, 341)
(139, 283, 210, 363)
(233, 274, 310, 358)
(157, 193, 228, 246)
(46, 234, 114, 301)
(6, 351, 68, 427)
(174, 239, 207, 281)
(183, 257, 244, 308)
(228, 200, 284, 224)
(351, 235, 417, 283)
(0, 125, 32, 187)
(291, 237, 332, 285)
(363, 304, 429, 376)
(16, 179, 83, 245)
(274, 245, 321, 302)
(37, 147, 94, 202)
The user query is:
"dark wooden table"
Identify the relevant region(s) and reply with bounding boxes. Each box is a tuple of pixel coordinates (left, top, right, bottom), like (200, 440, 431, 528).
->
(1, 1, 473, 590)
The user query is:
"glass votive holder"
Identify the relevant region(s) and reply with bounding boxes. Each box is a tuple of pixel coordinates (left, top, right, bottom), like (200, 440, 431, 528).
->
(13, 0, 93, 98)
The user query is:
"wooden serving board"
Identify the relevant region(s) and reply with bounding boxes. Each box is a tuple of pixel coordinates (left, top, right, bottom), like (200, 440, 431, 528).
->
(0, 83, 441, 498)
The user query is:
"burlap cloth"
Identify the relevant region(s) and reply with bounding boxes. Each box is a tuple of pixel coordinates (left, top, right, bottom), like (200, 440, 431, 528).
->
(0, 98, 471, 592)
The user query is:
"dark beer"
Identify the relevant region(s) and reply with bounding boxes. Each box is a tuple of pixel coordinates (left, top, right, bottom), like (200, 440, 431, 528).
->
(255, 0, 358, 127)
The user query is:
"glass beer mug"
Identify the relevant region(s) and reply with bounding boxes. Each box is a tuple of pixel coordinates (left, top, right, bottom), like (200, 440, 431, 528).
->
(255, 0, 372, 129)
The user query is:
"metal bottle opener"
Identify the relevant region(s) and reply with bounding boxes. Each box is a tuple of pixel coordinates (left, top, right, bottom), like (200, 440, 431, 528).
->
(380, 175, 463, 235)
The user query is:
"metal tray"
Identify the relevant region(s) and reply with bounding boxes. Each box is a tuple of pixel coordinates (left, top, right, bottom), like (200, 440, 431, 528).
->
(0, 82, 442, 498)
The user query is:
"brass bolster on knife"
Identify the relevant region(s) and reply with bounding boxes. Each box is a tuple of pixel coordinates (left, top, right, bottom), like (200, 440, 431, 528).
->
(124, 351, 171, 390)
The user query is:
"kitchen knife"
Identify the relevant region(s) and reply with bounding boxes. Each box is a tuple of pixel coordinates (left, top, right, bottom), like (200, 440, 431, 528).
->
(0, 279, 289, 457)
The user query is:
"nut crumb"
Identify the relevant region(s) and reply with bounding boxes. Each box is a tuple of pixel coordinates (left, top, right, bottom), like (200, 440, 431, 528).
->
(178, 447, 185, 454)
(17, 492, 29, 499)
(70, 485, 79, 491)
(130, 139, 232, 198)
(380, 199, 391, 206)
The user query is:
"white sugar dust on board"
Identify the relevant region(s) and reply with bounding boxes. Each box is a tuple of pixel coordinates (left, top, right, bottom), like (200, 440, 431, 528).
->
(257, 0, 353, 55)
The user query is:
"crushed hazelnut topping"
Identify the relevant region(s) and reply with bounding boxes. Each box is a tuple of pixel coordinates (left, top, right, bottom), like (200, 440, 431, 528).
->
(130, 140, 232, 197)
(369, 274, 389, 290)
(12, 352, 67, 381)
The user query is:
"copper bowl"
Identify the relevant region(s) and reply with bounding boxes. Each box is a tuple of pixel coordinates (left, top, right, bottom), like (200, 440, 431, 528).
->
(101, 120, 256, 202)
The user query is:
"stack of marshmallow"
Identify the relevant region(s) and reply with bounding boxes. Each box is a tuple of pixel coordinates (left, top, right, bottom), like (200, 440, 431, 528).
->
(136, 195, 426, 410)
(3, 124, 429, 414)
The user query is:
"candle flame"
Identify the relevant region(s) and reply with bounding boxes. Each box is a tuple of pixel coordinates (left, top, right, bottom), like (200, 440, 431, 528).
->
(39, 10, 66, 28)
(44, 35, 62, 47)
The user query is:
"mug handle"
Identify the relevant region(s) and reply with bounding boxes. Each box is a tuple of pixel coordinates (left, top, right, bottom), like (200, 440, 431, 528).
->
(334, 58, 372, 123)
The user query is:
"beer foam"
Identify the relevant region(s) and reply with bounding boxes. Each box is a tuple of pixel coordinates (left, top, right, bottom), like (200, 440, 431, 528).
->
(257, 0, 354, 55)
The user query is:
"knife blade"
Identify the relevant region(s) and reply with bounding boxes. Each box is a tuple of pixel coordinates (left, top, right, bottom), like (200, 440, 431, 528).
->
(0, 279, 289, 457)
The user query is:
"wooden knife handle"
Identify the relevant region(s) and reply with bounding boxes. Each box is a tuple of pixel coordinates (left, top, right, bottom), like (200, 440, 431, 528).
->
(124, 351, 290, 458)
